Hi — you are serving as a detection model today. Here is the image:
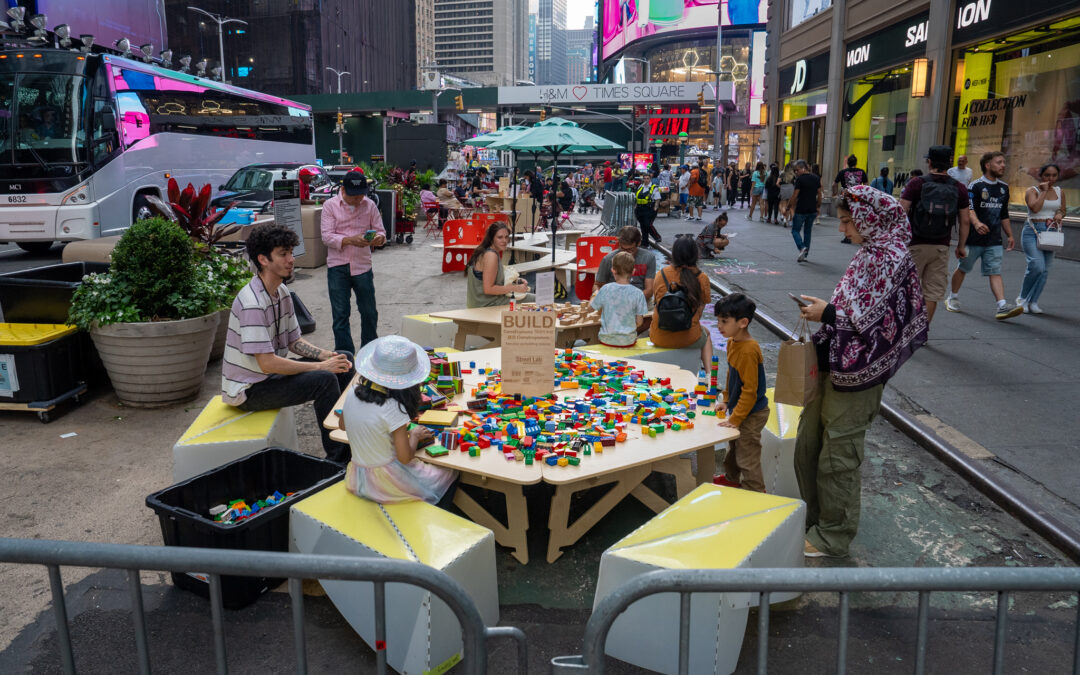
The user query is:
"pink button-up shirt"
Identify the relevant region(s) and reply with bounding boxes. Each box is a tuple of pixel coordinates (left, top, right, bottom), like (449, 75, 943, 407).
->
(320, 194, 386, 275)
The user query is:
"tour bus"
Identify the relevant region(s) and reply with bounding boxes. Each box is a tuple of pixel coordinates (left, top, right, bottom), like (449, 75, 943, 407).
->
(0, 47, 315, 253)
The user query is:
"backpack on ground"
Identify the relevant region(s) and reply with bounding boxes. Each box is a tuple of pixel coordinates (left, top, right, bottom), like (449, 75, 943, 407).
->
(911, 176, 958, 240)
(657, 269, 694, 332)
(696, 168, 709, 189)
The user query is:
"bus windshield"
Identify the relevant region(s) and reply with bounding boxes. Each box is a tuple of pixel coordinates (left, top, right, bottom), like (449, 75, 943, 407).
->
(0, 71, 88, 169)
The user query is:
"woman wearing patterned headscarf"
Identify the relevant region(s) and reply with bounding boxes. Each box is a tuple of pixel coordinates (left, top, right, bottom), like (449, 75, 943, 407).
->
(793, 185, 929, 558)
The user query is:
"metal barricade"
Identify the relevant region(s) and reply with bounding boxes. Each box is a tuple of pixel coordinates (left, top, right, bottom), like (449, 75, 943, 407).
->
(551, 566, 1080, 674)
(0, 537, 526, 675)
(596, 192, 634, 235)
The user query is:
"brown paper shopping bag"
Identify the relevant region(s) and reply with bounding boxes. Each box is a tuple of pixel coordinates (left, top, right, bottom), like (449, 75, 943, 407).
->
(774, 319, 819, 407)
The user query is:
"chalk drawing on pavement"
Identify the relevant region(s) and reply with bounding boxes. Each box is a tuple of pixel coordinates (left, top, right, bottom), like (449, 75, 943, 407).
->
(700, 256, 783, 276)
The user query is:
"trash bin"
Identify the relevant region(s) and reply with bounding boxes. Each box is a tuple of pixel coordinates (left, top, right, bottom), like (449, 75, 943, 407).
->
(0, 261, 109, 324)
(145, 447, 344, 609)
(0, 323, 85, 406)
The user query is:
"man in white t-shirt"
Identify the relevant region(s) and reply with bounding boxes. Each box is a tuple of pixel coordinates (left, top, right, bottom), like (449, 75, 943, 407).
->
(678, 166, 691, 218)
(947, 155, 973, 185)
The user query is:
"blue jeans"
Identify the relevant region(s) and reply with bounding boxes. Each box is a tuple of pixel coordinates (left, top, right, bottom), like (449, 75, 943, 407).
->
(327, 265, 378, 354)
(1019, 221, 1054, 304)
(791, 212, 816, 251)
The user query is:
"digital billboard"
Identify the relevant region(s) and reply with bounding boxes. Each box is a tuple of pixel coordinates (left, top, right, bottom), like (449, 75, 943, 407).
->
(36, 0, 168, 53)
(601, 0, 767, 61)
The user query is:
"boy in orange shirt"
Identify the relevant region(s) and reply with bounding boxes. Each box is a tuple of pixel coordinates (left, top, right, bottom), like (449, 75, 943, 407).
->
(713, 293, 770, 492)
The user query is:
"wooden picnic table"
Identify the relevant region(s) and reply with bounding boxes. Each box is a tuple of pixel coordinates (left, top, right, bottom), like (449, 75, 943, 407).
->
(323, 348, 736, 564)
(429, 305, 598, 350)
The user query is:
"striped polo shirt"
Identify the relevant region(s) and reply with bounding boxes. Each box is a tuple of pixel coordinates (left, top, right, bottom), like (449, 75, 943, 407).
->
(221, 276, 301, 405)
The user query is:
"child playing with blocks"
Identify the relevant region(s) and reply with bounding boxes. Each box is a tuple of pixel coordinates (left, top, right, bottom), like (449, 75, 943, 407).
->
(341, 336, 457, 505)
(712, 293, 770, 492)
(589, 250, 650, 347)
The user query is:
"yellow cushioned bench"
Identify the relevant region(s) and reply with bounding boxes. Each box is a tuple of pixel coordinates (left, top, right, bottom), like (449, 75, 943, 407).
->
(290, 481, 498, 675)
(172, 396, 298, 482)
(593, 484, 805, 675)
(761, 388, 802, 499)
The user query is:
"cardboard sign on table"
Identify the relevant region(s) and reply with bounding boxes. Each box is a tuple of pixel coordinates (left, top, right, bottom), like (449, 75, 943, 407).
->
(499, 310, 556, 398)
(273, 179, 305, 257)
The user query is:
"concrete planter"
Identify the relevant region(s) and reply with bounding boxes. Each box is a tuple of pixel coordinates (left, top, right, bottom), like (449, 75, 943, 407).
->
(90, 312, 220, 408)
(208, 307, 231, 362)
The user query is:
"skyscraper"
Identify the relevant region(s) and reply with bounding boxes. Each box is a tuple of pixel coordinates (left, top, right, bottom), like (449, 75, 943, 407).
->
(434, 0, 528, 86)
(415, 0, 436, 88)
(566, 16, 595, 84)
(536, 0, 568, 85)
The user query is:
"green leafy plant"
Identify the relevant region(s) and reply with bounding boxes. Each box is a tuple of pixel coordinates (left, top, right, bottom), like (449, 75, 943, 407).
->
(197, 248, 253, 311)
(146, 178, 240, 246)
(68, 217, 219, 330)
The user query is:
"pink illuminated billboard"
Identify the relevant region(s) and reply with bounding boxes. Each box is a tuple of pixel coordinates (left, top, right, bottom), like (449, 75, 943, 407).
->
(601, 0, 767, 61)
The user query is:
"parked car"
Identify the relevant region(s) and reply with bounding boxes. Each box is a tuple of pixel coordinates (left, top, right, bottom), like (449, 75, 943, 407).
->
(541, 165, 583, 179)
(211, 163, 333, 212)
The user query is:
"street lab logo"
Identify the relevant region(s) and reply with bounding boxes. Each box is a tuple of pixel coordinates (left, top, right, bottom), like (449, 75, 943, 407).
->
(790, 60, 807, 95)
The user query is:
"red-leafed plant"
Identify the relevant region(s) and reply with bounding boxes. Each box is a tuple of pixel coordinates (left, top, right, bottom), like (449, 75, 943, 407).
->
(147, 178, 240, 246)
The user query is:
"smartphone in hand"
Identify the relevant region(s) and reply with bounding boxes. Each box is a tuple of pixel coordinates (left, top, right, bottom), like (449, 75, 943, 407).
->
(789, 293, 810, 307)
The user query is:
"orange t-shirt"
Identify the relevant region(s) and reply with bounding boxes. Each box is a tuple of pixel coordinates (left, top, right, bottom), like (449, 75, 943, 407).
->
(650, 266, 711, 348)
(688, 168, 707, 198)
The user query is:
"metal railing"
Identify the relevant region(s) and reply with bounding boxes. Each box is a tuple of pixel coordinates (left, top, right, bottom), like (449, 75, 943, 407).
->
(597, 192, 634, 235)
(551, 567, 1080, 675)
(0, 537, 526, 675)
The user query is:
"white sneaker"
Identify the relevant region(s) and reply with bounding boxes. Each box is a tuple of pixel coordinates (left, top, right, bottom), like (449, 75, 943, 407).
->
(797, 248, 808, 262)
(945, 296, 961, 312)
(1028, 302, 1044, 314)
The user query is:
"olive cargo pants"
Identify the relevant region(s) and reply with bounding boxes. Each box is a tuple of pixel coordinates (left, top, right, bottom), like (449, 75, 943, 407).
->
(794, 373, 883, 557)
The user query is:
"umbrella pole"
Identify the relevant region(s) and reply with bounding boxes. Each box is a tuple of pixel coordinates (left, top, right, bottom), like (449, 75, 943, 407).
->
(509, 151, 519, 265)
(530, 152, 541, 234)
(550, 150, 560, 263)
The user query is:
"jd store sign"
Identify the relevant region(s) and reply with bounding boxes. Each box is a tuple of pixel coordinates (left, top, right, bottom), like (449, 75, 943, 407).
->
(844, 11, 930, 79)
(778, 52, 830, 98)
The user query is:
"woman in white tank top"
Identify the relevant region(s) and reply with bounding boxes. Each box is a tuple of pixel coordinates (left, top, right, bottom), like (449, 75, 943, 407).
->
(1017, 163, 1067, 314)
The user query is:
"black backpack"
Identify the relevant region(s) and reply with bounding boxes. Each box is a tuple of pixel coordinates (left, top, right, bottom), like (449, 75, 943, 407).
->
(657, 269, 694, 332)
(911, 176, 958, 240)
(696, 168, 709, 189)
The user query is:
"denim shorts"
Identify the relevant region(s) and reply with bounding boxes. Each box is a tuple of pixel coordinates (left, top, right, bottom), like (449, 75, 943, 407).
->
(957, 244, 1003, 276)
(679, 193, 689, 205)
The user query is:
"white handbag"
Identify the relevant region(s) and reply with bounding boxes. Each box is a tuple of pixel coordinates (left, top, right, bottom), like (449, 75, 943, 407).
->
(1034, 225, 1064, 252)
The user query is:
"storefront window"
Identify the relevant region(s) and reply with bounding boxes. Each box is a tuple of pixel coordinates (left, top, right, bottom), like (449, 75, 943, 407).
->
(781, 89, 827, 122)
(949, 16, 1080, 216)
(840, 67, 922, 187)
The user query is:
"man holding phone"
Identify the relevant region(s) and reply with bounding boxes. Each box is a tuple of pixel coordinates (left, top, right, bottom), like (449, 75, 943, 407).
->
(321, 171, 387, 353)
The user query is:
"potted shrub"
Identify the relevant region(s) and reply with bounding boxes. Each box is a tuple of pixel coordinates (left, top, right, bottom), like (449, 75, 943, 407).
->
(68, 217, 222, 407)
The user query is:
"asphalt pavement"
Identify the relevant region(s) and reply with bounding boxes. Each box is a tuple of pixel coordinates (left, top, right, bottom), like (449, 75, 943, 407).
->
(0, 209, 1077, 673)
(649, 202, 1080, 537)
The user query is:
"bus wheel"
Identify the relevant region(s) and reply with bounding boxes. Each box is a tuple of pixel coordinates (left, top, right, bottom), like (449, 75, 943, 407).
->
(133, 193, 156, 221)
(17, 242, 53, 254)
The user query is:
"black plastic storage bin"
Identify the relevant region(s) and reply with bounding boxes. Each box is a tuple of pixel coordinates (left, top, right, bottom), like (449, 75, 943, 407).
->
(145, 447, 344, 609)
(0, 324, 85, 404)
(0, 261, 110, 323)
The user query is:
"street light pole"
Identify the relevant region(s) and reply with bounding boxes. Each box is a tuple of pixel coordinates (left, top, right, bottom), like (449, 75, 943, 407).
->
(325, 67, 350, 94)
(188, 7, 246, 83)
(714, 7, 723, 164)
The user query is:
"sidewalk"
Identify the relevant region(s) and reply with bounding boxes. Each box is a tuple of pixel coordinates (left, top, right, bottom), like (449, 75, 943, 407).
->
(1, 211, 1077, 672)
(652, 203, 1080, 535)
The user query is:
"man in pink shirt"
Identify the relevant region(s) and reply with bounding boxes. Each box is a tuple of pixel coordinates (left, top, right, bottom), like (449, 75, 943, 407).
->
(320, 171, 387, 353)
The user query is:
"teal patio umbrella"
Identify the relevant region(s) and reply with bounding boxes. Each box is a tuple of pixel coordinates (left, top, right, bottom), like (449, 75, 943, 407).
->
(488, 117, 623, 262)
(464, 125, 529, 148)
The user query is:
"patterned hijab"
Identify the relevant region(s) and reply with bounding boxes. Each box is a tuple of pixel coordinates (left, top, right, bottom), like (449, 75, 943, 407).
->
(815, 185, 928, 391)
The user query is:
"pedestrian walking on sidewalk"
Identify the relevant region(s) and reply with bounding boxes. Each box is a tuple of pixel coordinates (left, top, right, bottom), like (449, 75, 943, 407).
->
(834, 155, 869, 243)
(321, 171, 386, 353)
(726, 163, 739, 208)
(794, 185, 929, 558)
(738, 163, 752, 209)
(787, 159, 822, 262)
(900, 145, 971, 326)
(678, 165, 691, 219)
(946, 151, 1023, 320)
(688, 160, 708, 221)
(778, 163, 796, 227)
(711, 166, 725, 210)
(749, 162, 767, 220)
(1017, 163, 1067, 314)
(764, 164, 782, 224)
(870, 167, 893, 195)
(633, 179, 662, 248)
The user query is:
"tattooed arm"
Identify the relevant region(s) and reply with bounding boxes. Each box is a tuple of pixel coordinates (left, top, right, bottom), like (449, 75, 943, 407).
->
(289, 338, 330, 360)
(252, 339, 351, 375)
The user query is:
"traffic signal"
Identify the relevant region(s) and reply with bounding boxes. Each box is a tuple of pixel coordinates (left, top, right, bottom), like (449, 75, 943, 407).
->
(540, 108, 547, 122)
(700, 114, 710, 131)
(454, 94, 464, 111)
(696, 90, 705, 106)
(336, 110, 343, 126)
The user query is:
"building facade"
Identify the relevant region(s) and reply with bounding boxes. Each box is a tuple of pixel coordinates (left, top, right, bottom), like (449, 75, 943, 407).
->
(765, 0, 1079, 219)
(164, 0, 417, 96)
(415, 0, 436, 88)
(536, 0, 568, 84)
(566, 18, 596, 84)
(434, 0, 528, 86)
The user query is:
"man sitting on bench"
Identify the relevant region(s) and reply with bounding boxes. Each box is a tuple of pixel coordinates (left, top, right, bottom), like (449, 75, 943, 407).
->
(221, 223, 355, 463)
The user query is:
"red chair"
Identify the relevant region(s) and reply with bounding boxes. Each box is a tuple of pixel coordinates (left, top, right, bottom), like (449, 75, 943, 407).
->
(421, 199, 442, 239)
(441, 219, 486, 274)
(472, 213, 509, 228)
(575, 236, 619, 301)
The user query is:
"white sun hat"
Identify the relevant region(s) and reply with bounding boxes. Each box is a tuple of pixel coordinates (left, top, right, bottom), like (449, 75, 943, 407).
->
(354, 336, 431, 390)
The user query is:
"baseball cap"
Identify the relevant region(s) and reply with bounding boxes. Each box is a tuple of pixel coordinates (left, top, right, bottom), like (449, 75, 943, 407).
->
(925, 145, 953, 163)
(342, 171, 369, 196)
(298, 167, 316, 178)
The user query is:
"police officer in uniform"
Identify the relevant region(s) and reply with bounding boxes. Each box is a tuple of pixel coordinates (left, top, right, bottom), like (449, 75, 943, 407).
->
(633, 175, 662, 248)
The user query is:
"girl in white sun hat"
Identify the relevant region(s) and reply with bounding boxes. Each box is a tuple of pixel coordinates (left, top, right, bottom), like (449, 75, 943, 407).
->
(341, 336, 457, 505)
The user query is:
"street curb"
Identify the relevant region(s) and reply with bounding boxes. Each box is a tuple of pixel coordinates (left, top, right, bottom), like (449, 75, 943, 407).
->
(653, 242, 1080, 564)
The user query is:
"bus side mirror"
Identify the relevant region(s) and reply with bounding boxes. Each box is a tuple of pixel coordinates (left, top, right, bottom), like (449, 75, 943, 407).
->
(101, 110, 116, 130)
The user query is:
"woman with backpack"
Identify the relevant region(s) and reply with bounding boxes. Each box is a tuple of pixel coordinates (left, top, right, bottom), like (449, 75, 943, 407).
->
(650, 236, 713, 373)
(764, 164, 782, 224)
